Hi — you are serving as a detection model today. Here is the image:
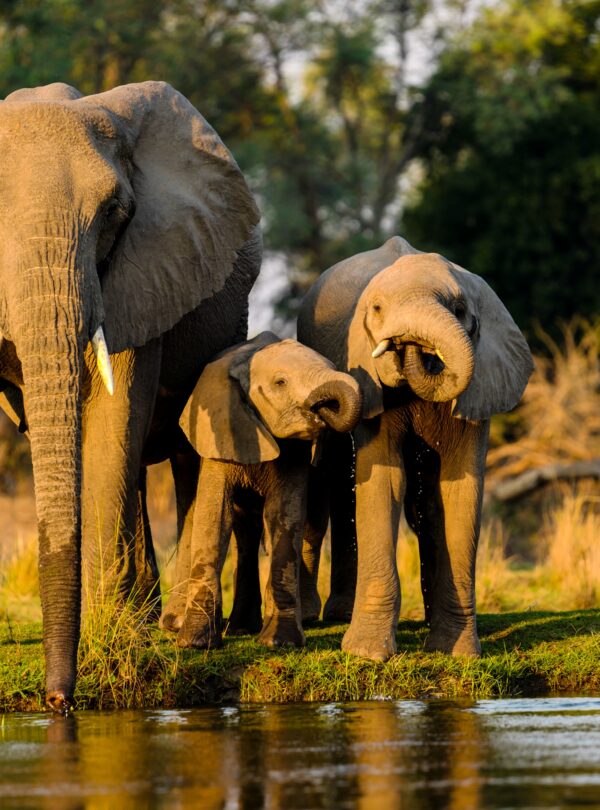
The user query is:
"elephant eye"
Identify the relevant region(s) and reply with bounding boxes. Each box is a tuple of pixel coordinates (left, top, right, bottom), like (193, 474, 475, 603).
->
(372, 302, 382, 315)
(452, 301, 466, 319)
(274, 376, 288, 387)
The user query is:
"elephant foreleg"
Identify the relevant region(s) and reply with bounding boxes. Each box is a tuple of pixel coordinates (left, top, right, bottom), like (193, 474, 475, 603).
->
(259, 462, 307, 648)
(341, 415, 405, 661)
(81, 341, 161, 610)
(177, 460, 233, 649)
(415, 406, 489, 657)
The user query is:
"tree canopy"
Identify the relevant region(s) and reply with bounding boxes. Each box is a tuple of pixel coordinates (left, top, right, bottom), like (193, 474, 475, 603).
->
(0, 0, 598, 335)
(403, 0, 600, 334)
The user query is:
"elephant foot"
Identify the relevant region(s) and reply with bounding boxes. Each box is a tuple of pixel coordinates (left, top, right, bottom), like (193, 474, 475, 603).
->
(300, 590, 321, 626)
(323, 592, 354, 624)
(177, 610, 222, 649)
(424, 621, 481, 657)
(46, 690, 73, 715)
(342, 620, 397, 662)
(159, 595, 187, 633)
(227, 603, 262, 636)
(258, 614, 306, 648)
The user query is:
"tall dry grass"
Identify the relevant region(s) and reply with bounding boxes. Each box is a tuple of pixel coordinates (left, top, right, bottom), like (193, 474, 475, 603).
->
(488, 318, 600, 480)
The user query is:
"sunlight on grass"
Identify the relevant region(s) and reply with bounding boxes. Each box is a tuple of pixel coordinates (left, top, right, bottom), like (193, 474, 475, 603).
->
(541, 492, 600, 609)
(77, 566, 178, 709)
(0, 533, 41, 624)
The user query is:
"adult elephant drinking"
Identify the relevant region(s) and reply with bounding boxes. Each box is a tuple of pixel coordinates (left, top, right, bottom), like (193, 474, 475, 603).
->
(0, 82, 261, 711)
(297, 237, 533, 661)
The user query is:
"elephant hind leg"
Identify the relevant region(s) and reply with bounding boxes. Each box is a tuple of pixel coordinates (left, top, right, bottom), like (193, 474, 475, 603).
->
(227, 489, 264, 636)
(159, 447, 200, 632)
(299, 464, 329, 625)
(134, 467, 161, 620)
(403, 432, 443, 625)
(323, 432, 357, 624)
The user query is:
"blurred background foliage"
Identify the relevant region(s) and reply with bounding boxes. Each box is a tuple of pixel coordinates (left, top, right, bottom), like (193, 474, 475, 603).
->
(1, 0, 597, 333)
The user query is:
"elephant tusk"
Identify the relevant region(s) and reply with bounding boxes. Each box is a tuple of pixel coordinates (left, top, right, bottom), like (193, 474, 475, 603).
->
(435, 348, 445, 363)
(371, 338, 392, 358)
(91, 325, 115, 396)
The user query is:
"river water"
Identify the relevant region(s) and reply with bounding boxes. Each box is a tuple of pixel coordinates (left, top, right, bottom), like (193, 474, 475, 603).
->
(1, 698, 600, 808)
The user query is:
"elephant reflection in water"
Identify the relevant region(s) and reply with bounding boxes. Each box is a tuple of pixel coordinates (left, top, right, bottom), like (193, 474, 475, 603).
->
(1, 705, 487, 809)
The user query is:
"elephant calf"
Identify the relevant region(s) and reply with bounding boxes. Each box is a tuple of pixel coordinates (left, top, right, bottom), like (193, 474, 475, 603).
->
(175, 331, 362, 649)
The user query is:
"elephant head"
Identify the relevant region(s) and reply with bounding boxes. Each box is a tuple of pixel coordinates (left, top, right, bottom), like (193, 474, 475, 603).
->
(0, 81, 259, 710)
(347, 253, 533, 420)
(179, 332, 362, 463)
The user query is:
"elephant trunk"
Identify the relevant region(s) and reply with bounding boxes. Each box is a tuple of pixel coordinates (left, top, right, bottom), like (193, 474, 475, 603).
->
(375, 300, 474, 402)
(14, 240, 88, 712)
(306, 373, 362, 433)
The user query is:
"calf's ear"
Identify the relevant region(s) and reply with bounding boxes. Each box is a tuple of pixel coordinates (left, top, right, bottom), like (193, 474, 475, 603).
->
(180, 333, 280, 464)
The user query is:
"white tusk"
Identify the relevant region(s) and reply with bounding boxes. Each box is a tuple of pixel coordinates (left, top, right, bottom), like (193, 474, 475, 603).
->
(371, 338, 392, 358)
(435, 349, 445, 363)
(91, 325, 114, 396)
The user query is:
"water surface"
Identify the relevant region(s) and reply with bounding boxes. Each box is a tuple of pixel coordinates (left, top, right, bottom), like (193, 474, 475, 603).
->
(1, 697, 600, 808)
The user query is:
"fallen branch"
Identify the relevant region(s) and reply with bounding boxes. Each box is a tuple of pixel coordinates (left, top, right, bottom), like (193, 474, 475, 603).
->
(487, 459, 600, 502)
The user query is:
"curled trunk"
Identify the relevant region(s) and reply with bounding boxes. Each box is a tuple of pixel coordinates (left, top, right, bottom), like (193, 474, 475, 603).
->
(382, 302, 474, 402)
(305, 374, 362, 433)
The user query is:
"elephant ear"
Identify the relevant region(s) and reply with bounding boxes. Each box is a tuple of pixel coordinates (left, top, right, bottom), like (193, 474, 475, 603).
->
(82, 81, 260, 353)
(450, 265, 534, 421)
(346, 297, 385, 420)
(179, 332, 280, 464)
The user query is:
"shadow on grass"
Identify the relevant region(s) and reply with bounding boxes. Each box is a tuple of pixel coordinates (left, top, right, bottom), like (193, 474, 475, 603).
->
(478, 609, 600, 653)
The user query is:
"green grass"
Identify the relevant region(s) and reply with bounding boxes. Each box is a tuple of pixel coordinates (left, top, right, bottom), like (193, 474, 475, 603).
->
(1, 609, 599, 712)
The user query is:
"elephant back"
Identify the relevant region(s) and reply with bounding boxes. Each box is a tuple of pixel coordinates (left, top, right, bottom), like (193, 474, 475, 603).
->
(297, 236, 418, 369)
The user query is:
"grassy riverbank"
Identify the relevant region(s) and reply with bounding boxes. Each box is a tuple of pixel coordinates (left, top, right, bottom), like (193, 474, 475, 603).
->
(1, 609, 599, 712)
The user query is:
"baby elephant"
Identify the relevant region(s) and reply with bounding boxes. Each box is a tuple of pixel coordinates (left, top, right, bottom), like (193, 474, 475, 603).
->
(176, 331, 362, 649)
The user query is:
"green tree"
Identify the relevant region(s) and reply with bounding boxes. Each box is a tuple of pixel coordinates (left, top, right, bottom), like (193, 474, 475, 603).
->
(403, 0, 600, 334)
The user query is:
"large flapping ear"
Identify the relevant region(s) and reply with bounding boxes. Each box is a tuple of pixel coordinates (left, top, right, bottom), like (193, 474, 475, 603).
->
(347, 297, 385, 420)
(81, 81, 260, 353)
(179, 332, 280, 464)
(449, 265, 534, 421)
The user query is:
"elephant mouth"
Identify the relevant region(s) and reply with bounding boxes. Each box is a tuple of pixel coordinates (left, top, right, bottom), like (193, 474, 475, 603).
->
(374, 337, 447, 376)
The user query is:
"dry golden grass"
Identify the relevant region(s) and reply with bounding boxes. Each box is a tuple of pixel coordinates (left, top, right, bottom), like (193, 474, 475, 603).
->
(0, 533, 40, 623)
(488, 318, 600, 480)
(539, 492, 600, 609)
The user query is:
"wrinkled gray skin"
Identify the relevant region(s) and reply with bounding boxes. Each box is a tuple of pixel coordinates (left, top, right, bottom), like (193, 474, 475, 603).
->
(297, 237, 533, 661)
(174, 332, 362, 649)
(0, 81, 261, 711)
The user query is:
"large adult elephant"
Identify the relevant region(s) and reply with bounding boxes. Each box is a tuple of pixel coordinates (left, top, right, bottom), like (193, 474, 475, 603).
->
(297, 237, 533, 661)
(0, 82, 261, 711)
